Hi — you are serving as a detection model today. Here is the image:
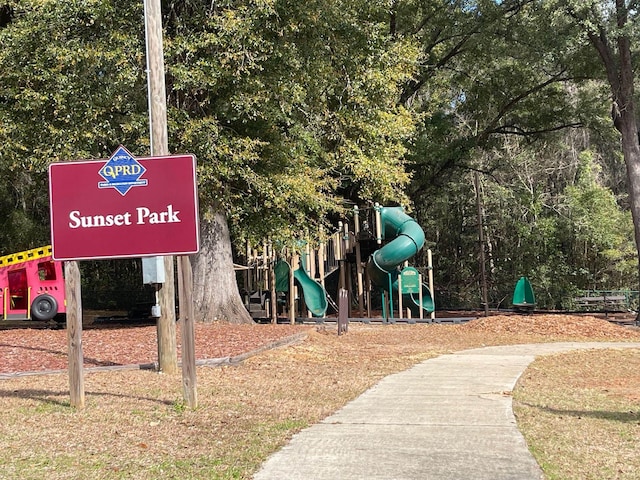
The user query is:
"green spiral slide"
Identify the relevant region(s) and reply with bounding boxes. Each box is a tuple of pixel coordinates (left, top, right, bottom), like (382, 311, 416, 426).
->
(366, 206, 434, 314)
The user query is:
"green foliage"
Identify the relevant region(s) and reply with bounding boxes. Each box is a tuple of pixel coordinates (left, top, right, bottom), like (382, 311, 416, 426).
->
(0, 0, 149, 162)
(561, 151, 636, 289)
(400, 0, 638, 309)
(164, 0, 419, 245)
(417, 132, 636, 310)
(0, 0, 418, 254)
(401, 0, 608, 193)
(0, 0, 149, 253)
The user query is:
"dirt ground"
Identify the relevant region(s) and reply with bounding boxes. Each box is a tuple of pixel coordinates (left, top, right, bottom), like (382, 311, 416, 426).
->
(1, 312, 640, 479)
(0, 320, 308, 375)
(1, 311, 638, 376)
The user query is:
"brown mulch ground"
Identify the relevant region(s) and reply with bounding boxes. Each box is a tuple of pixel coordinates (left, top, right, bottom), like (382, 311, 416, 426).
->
(1, 313, 638, 376)
(0, 322, 310, 375)
(463, 313, 640, 338)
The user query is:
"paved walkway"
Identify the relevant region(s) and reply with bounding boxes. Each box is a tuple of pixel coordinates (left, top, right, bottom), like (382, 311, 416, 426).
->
(253, 342, 640, 480)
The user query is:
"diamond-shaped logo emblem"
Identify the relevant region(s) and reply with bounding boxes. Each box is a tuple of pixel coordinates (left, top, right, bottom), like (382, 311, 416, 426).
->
(98, 146, 148, 195)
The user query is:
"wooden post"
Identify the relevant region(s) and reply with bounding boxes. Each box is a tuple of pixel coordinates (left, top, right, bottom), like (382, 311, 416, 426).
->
(342, 222, 349, 257)
(318, 236, 326, 288)
(144, 0, 168, 153)
(343, 221, 350, 253)
(177, 255, 197, 408)
(353, 207, 365, 317)
(304, 241, 313, 318)
(252, 247, 259, 292)
(145, 0, 177, 374)
(428, 249, 435, 321)
(338, 223, 347, 292)
(263, 242, 269, 291)
(244, 240, 251, 293)
(342, 224, 352, 317)
(365, 269, 372, 318)
(269, 260, 277, 324)
(157, 256, 177, 374)
(289, 255, 297, 324)
(307, 241, 316, 281)
(64, 261, 84, 409)
(374, 204, 382, 245)
(338, 288, 349, 335)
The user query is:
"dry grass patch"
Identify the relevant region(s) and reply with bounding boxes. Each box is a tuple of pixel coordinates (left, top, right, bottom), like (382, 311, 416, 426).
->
(514, 348, 640, 480)
(1, 316, 640, 479)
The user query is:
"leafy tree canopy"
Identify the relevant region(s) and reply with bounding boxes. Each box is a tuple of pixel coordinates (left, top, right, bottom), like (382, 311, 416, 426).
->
(0, 0, 420, 253)
(163, 0, 420, 245)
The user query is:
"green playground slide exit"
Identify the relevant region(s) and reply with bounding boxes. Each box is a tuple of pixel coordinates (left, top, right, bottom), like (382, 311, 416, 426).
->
(403, 285, 435, 316)
(274, 259, 328, 317)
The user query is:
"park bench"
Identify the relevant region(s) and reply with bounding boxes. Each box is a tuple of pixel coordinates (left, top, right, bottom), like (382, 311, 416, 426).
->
(573, 294, 629, 311)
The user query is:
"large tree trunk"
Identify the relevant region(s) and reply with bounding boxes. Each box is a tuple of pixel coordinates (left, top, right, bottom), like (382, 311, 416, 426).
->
(585, 3, 640, 320)
(612, 28, 640, 321)
(618, 115, 640, 322)
(191, 208, 253, 324)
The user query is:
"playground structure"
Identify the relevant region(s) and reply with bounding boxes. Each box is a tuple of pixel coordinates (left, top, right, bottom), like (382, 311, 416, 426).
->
(0, 245, 66, 322)
(238, 204, 435, 323)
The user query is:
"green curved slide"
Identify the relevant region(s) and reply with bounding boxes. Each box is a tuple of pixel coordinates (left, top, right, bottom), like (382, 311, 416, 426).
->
(274, 259, 328, 317)
(366, 206, 434, 314)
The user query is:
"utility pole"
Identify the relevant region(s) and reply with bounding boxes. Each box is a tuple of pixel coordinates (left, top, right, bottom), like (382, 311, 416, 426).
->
(144, 0, 177, 373)
(474, 171, 489, 317)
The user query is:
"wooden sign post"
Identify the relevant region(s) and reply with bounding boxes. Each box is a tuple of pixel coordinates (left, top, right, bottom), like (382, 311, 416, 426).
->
(177, 255, 197, 408)
(64, 260, 84, 409)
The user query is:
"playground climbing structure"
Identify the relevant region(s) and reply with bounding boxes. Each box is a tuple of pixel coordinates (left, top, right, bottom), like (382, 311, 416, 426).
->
(239, 204, 435, 323)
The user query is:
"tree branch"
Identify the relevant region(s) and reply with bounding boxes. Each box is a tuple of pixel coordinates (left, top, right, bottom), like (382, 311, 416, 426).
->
(478, 71, 574, 143)
(400, 34, 472, 105)
(487, 122, 584, 137)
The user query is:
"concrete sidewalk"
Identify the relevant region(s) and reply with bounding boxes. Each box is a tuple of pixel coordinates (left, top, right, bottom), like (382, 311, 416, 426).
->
(253, 342, 640, 480)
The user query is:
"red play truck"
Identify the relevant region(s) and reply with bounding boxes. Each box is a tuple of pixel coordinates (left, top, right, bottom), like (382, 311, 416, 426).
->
(0, 245, 65, 321)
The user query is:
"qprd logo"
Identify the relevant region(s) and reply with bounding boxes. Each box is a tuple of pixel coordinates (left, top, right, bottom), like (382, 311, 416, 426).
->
(98, 145, 148, 195)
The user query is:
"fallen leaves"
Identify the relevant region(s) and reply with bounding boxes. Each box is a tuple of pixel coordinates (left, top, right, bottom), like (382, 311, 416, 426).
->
(1, 314, 638, 376)
(461, 314, 640, 339)
(0, 322, 311, 375)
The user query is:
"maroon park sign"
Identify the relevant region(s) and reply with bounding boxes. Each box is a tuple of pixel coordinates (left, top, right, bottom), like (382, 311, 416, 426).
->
(49, 146, 199, 261)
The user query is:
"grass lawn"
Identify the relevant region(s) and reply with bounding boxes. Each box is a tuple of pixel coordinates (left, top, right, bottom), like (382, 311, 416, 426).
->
(0, 314, 639, 479)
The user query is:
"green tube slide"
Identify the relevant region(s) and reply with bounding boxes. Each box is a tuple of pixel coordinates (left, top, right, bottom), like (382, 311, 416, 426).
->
(366, 207, 426, 288)
(274, 259, 328, 317)
(366, 207, 434, 314)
